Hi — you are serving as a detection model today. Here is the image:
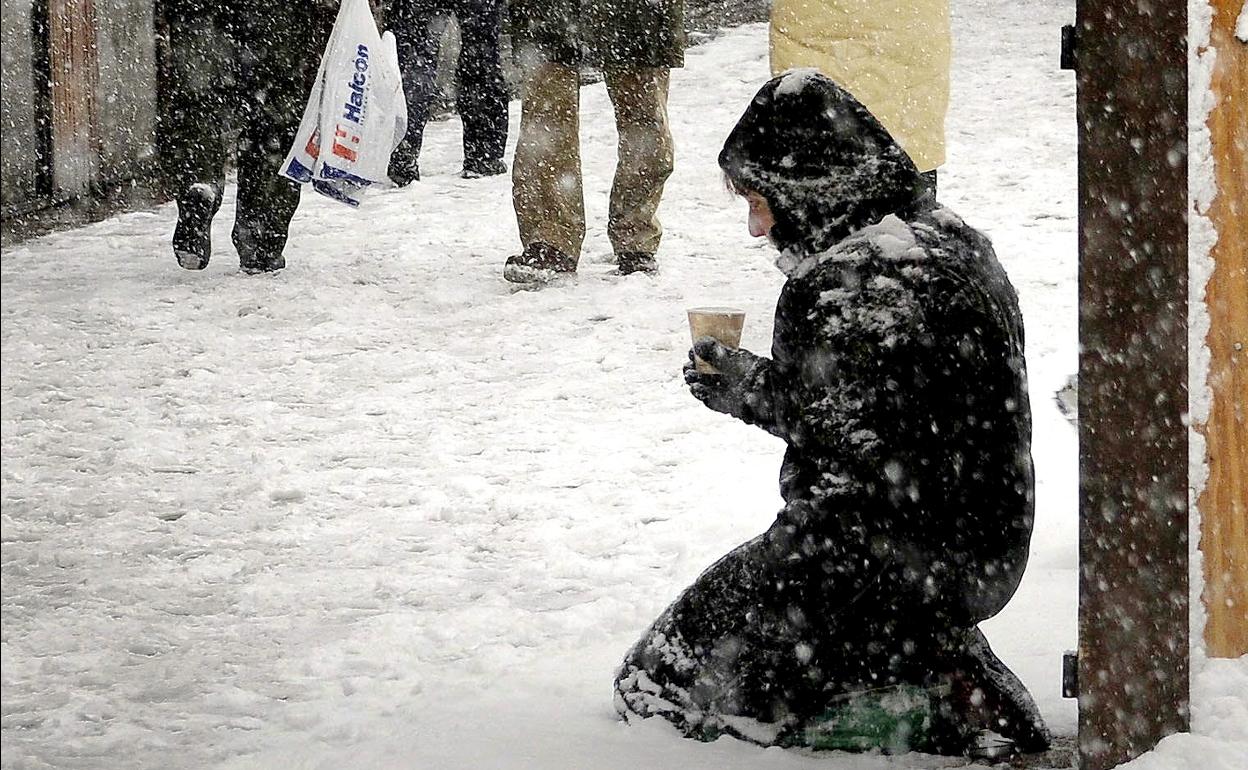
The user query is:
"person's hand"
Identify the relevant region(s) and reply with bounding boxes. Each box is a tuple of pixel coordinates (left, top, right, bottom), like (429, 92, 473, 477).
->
(683, 337, 763, 418)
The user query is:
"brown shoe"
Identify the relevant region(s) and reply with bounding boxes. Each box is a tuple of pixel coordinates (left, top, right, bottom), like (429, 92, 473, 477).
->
(504, 242, 577, 285)
(616, 252, 658, 275)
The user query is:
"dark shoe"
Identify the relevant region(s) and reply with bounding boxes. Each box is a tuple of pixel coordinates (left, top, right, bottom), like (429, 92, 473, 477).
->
(966, 731, 1020, 761)
(173, 182, 223, 270)
(388, 153, 420, 187)
(234, 223, 287, 274)
(503, 242, 577, 285)
(461, 158, 507, 179)
(616, 251, 658, 275)
(930, 628, 1052, 755)
(240, 254, 286, 274)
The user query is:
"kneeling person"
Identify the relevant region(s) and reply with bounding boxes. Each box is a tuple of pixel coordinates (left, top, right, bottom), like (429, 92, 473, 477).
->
(613, 70, 1051, 756)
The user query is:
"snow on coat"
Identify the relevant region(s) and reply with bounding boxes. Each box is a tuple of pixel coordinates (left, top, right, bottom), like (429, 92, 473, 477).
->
(614, 71, 1040, 750)
(769, 0, 951, 171)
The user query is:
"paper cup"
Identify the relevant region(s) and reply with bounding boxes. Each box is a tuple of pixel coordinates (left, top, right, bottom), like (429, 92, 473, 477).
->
(687, 307, 746, 373)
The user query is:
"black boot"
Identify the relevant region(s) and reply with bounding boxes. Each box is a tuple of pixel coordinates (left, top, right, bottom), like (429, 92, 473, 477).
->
(616, 252, 658, 275)
(929, 627, 1052, 756)
(239, 253, 286, 274)
(461, 157, 507, 178)
(173, 183, 224, 270)
(388, 146, 421, 187)
(233, 222, 287, 274)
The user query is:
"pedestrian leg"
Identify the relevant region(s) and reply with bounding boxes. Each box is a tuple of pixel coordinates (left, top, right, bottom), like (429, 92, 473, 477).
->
(452, 0, 508, 175)
(162, 0, 232, 269)
(511, 60, 583, 261)
(231, 1, 333, 272)
(604, 68, 673, 271)
(385, 0, 442, 185)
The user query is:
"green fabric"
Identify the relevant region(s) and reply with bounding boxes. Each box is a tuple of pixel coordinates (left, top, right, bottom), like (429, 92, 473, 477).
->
(796, 685, 934, 753)
(510, 0, 685, 68)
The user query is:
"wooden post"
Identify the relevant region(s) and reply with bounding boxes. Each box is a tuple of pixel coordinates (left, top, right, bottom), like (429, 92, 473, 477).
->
(1074, 1, 1190, 769)
(1199, 0, 1248, 659)
(47, 0, 100, 196)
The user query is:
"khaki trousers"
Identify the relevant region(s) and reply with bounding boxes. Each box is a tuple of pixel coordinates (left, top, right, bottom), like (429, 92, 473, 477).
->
(512, 62, 674, 261)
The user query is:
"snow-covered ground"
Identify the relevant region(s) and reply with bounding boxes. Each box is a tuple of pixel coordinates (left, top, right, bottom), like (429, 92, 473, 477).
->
(2, 1, 1244, 769)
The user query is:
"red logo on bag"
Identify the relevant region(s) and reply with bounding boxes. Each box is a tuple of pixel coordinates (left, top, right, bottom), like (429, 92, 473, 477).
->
(331, 125, 360, 162)
(305, 129, 321, 159)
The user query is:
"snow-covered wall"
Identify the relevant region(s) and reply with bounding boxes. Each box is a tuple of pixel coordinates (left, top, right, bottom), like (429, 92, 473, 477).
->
(0, 0, 39, 210)
(1188, 0, 1216, 666)
(93, 0, 160, 180)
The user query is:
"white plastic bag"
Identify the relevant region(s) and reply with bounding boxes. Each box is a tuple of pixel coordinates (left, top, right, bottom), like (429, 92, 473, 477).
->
(281, 0, 407, 207)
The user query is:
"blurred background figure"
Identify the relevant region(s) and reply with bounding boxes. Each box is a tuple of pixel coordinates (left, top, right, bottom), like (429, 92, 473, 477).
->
(383, 0, 510, 184)
(160, 0, 336, 273)
(769, 0, 950, 193)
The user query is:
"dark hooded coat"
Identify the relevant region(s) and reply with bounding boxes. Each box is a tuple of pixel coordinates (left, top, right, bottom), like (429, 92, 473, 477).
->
(509, 0, 685, 68)
(614, 71, 1047, 753)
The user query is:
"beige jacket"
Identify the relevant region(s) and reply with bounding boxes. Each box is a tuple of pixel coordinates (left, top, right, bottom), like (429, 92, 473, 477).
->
(770, 0, 951, 171)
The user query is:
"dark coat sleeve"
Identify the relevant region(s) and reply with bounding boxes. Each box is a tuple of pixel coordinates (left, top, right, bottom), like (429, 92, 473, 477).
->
(729, 234, 1032, 625)
(735, 244, 935, 508)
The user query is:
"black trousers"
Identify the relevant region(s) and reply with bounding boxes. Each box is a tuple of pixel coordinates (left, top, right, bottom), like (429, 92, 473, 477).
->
(613, 515, 1050, 752)
(921, 169, 939, 196)
(385, 0, 509, 166)
(160, 0, 334, 261)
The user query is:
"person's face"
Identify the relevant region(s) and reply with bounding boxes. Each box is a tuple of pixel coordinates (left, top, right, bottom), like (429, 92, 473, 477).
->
(745, 192, 775, 238)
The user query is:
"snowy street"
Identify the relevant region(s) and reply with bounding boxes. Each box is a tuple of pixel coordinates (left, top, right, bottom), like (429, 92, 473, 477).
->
(2, 1, 1244, 769)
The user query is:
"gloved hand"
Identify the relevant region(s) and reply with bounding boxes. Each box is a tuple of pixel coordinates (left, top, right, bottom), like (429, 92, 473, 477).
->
(683, 337, 765, 419)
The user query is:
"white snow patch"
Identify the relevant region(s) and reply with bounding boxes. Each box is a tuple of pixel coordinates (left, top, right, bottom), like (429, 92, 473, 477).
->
(774, 67, 823, 97)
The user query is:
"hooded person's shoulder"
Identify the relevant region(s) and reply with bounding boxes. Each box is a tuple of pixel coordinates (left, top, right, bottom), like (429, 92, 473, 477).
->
(790, 207, 1016, 348)
(909, 205, 1021, 317)
(794, 213, 937, 285)
(770, 215, 937, 352)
